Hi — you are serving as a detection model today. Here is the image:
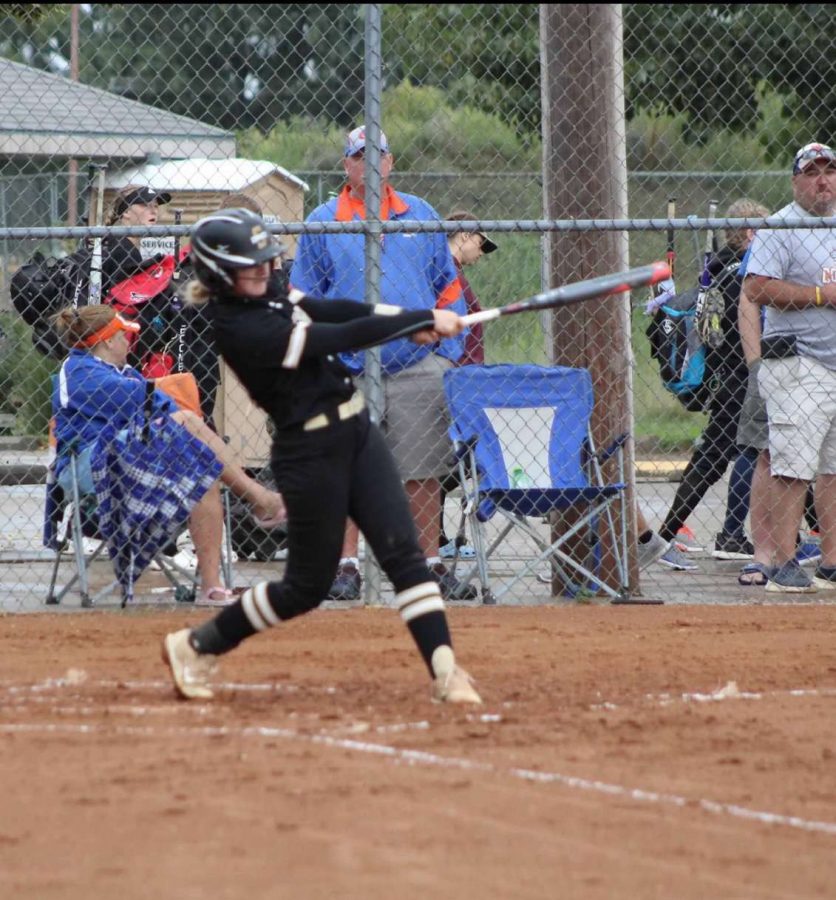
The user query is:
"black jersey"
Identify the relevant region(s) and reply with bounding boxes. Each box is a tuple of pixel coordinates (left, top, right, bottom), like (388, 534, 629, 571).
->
(208, 274, 434, 430)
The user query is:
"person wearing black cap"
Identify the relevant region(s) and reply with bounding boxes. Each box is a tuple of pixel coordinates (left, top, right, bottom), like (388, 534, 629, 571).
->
(102, 185, 172, 294)
(438, 210, 498, 558)
(446, 210, 498, 366)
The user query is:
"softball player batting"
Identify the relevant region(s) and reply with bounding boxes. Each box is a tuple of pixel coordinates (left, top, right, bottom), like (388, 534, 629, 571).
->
(162, 208, 481, 704)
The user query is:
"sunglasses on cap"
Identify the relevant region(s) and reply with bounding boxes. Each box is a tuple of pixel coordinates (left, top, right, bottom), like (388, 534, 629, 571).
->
(792, 143, 836, 174)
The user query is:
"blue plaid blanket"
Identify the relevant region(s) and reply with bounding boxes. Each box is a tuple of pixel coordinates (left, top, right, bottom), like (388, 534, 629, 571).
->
(91, 414, 223, 603)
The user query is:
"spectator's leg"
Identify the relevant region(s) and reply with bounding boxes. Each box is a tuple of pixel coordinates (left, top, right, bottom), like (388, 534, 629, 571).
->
(804, 483, 819, 533)
(189, 481, 223, 588)
(768, 475, 808, 563)
(815, 474, 836, 566)
(407, 477, 442, 558)
(659, 380, 742, 543)
(172, 409, 282, 522)
(749, 450, 776, 567)
(722, 448, 757, 537)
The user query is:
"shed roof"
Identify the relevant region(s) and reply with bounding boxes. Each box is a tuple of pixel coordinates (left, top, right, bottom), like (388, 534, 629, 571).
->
(105, 158, 309, 193)
(0, 56, 235, 159)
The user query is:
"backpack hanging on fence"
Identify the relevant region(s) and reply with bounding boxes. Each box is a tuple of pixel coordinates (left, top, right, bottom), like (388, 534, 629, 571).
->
(10, 248, 94, 359)
(646, 286, 710, 412)
(10, 247, 186, 363)
(644, 260, 736, 413)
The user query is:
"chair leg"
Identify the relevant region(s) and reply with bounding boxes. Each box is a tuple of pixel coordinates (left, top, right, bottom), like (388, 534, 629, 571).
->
(221, 487, 234, 588)
(45, 544, 63, 605)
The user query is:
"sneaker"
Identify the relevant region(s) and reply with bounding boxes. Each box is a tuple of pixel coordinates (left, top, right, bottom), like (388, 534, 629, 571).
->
(812, 564, 836, 591)
(674, 525, 704, 553)
(795, 540, 822, 568)
(161, 629, 217, 700)
(327, 563, 362, 602)
(637, 531, 669, 570)
(430, 562, 478, 601)
(439, 539, 476, 560)
(711, 531, 755, 560)
(432, 665, 482, 704)
(657, 544, 699, 571)
(765, 560, 816, 593)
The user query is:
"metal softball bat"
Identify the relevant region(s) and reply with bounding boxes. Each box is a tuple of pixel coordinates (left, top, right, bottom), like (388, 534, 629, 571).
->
(459, 261, 672, 327)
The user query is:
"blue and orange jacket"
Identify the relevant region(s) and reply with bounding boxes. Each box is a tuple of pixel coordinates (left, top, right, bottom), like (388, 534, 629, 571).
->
(290, 184, 466, 375)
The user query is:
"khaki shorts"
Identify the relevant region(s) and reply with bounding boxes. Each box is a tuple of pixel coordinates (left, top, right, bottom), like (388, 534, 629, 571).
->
(758, 355, 836, 480)
(736, 362, 769, 452)
(360, 354, 455, 480)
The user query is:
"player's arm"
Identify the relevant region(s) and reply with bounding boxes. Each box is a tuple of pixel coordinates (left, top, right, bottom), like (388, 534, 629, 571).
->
(294, 308, 462, 364)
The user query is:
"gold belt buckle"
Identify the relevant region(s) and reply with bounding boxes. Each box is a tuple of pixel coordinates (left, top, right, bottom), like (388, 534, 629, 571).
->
(303, 392, 364, 432)
(338, 392, 365, 421)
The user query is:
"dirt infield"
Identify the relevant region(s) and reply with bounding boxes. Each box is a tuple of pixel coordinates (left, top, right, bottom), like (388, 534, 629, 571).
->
(1, 605, 835, 899)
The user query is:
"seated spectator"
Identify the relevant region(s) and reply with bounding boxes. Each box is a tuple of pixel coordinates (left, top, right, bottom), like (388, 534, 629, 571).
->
(51, 305, 285, 606)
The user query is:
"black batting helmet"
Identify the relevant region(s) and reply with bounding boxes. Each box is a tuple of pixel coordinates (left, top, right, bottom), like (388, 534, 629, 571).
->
(190, 208, 283, 289)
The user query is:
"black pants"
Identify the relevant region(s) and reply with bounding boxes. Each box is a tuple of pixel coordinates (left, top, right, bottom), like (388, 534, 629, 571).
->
(660, 367, 748, 542)
(267, 409, 430, 620)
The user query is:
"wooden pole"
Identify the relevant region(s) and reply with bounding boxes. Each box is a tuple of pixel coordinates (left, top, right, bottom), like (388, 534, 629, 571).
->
(540, 3, 639, 592)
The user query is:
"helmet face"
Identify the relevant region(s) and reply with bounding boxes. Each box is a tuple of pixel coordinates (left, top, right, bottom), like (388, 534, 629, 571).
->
(191, 209, 282, 287)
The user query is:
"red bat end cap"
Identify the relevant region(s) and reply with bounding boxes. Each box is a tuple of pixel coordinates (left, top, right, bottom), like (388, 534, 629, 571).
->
(649, 261, 672, 284)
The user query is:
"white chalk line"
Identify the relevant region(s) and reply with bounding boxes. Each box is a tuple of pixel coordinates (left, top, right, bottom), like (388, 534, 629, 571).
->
(4, 677, 835, 708)
(589, 683, 836, 711)
(1, 707, 834, 839)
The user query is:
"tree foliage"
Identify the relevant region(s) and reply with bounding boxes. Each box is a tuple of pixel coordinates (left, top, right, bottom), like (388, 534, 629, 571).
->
(624, 4, 836, 155)
(0, 4, 366, 132)
(1, 3, 834, 157)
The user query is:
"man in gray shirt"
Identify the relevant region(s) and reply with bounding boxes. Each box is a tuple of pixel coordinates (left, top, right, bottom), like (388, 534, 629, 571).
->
(744, 142, 836, 592)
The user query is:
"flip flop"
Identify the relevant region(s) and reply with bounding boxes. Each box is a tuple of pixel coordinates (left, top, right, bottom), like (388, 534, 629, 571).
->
(738, 562, 770, 587)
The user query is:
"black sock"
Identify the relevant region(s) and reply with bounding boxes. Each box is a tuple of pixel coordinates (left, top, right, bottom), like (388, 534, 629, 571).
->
(638, 530, 653, 544)
(406, 610, 452, 677)
(190, 601, 258, 655)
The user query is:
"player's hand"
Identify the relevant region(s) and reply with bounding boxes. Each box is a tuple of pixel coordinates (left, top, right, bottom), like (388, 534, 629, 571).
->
(410, 309, 464, 344)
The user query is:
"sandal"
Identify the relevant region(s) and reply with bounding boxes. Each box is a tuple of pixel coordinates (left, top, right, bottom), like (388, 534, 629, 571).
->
(195, 586, 237, 607)
(738, 562, 770, 587)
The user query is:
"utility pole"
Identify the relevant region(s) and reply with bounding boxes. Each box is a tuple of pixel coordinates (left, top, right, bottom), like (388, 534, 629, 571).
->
(540, 4, 639, 591)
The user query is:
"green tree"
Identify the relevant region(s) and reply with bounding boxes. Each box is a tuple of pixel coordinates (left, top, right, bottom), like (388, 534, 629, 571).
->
(0, 4, 367, 132)
(624, 4, 836, 153)
(382, 4, 540, 136)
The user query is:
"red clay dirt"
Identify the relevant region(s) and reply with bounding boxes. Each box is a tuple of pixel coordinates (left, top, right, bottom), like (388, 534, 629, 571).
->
(1, 604, 835, 899)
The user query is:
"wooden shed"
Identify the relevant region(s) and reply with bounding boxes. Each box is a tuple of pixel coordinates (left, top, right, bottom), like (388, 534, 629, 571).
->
(95, 159, 309, 468)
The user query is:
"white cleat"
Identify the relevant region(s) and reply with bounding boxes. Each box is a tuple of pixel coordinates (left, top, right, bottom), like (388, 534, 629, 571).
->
(161, 629, 217, 700)
(432, 665, 483, 705)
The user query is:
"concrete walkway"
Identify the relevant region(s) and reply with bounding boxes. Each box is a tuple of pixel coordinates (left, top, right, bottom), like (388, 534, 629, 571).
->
(1, 447, 832, 612)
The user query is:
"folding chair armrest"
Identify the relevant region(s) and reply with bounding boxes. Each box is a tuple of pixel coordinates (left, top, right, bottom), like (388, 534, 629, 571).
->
(597, 432, 629, 463)
(452, 434, 478, 462)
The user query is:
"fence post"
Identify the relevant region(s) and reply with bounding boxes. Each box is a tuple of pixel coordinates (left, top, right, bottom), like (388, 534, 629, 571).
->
(362, 4, 385, 605)
(540, 3, 639, 593)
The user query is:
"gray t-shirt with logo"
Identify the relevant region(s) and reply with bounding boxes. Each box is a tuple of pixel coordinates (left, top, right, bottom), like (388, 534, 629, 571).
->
(746, 200, 836, 369)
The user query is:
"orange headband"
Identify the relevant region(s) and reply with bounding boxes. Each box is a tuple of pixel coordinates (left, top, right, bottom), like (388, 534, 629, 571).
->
(77, 314, 140, 348)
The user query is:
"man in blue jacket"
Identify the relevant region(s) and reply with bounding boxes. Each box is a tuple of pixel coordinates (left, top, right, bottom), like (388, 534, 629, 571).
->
(291, 126, 478, 602)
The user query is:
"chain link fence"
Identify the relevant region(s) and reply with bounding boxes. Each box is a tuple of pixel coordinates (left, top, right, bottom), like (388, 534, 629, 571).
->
(1, 3, 834, 610)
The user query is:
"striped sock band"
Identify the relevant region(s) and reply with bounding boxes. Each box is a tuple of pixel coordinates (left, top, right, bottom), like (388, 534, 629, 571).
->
(396, 581, 445, 623)
(240, 581, 280, 632)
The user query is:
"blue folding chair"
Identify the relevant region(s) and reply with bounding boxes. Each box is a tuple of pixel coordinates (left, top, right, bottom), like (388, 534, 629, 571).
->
(443, 364, 630, 604)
